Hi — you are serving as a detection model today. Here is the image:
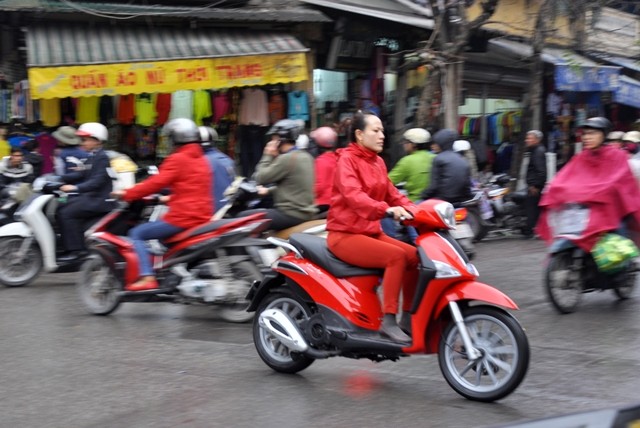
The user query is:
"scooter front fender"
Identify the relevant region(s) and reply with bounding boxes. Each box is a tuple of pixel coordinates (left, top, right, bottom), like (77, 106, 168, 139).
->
(0, 221, 32, 238)
(433, 280, 519, 318)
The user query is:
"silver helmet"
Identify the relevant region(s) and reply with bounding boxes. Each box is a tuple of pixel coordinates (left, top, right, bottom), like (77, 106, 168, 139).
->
(163, 118, 200, 145)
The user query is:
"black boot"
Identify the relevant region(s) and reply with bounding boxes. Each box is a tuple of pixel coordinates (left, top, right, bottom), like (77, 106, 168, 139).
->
(399, 311, 412, 335)
(381, 314, 411, 343)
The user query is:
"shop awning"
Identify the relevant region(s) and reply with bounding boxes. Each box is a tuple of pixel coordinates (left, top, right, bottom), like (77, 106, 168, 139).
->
(27, 25, 309, 99)
(589, 52, 640, 74)
(614, 75, 640, 109)
(300, 0, 434, 29)
(488, 39, 621, 92)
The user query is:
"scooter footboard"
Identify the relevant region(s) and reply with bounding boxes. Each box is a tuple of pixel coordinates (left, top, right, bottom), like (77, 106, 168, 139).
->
(433, 280, 519, 318)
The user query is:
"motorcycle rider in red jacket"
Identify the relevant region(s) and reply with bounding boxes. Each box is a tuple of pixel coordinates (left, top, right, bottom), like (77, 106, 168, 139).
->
(326, 110, 418, 343)
(113, 118, 213, 291)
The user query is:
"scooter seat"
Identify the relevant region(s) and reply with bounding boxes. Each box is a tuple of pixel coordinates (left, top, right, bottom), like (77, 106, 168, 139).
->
(289, 233, 383, 278)
(163, 218, 244, 244)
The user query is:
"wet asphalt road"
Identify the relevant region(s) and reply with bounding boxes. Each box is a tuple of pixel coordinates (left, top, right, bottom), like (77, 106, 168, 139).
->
(0, 236, 639, 428)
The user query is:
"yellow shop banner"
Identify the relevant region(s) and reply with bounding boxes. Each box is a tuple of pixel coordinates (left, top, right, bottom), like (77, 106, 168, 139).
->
(28, 53, 307, 99)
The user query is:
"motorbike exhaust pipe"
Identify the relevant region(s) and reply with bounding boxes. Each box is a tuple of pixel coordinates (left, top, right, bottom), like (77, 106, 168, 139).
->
(258, 308, 309, 353)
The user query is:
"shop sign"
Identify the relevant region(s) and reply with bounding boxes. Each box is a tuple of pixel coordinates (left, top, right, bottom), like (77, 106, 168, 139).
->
(554, 65, 620, 92)
(614, 78, 640, 109)
(28, 53, 307, 99)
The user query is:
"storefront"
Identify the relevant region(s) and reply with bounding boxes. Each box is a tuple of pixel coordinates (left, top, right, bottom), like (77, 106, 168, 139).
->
(300, 0, 433, 165)
(12, 24, 314, 176)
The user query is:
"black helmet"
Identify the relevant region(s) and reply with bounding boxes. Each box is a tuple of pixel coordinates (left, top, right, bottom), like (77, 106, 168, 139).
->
(267, 119, 300, 143)
(580, 117, 612, 134)
(163, 118, 200, 145)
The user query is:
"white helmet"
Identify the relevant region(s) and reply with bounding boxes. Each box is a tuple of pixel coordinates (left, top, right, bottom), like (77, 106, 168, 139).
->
(76, 122, 108, 142)
(453, 139, 471, 152)
(296, 134, 309, 150)
(198, 126, 218, 148)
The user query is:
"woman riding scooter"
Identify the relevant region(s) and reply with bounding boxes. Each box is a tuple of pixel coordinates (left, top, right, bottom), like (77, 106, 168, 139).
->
(111, 118, 213, 291)
(327, 110, 417, 343)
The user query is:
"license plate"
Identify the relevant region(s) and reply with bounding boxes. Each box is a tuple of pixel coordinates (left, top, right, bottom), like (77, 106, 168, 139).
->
(450, 223, 474, 239)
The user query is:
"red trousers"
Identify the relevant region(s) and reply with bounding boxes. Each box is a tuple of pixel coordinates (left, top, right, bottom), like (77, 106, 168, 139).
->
(327, 231, 419, 314)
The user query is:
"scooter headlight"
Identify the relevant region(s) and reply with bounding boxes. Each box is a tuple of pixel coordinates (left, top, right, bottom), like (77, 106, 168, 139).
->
(433, 260, 461, 278)
(434, 202, 456, 229)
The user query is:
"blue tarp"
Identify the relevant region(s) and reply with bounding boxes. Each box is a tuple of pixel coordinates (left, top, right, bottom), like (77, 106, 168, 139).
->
(614, 75, 640, 109)
(554, 65, 620, 92)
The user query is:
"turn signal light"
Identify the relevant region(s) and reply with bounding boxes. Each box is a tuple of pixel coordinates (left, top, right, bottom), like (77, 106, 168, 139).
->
(454, 208, 467, 222)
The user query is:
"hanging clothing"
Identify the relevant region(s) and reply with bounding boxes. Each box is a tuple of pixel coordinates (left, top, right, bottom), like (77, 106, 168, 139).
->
(287, 91, 309, 121)
(155, 93, 172, 126)
(99, 95, 114, 125)
(117, 94, 136, 125)
(238, 88, 269, 126)
(212, 91, 230, 123)
(75, 96, 100, 124)
(135, 93, 157, 127)
(169, 90, 194, 121)
(39, 98, 61, 127)
(268, 92, 286, 124)
(193, 90, 212, 125)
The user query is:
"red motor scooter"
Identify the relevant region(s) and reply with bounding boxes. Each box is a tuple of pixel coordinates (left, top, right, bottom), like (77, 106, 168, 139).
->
(247, 199, 530, 402)
(76, 199, 271, 322)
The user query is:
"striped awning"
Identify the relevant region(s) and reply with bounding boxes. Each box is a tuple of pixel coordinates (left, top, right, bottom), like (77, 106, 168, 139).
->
(27, 25, 309, 67)
(26, 25, 310, 99)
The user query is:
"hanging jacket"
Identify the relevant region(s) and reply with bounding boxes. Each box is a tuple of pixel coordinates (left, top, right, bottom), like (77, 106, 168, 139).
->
(123, 143, 213, 229)
(327, 143, 412, 235)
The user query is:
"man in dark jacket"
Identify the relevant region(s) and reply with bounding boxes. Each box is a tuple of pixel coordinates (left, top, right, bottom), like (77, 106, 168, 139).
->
(421, 128, 472, 204)
(57, 122, 115, 262)
(523, 129, 547, 239)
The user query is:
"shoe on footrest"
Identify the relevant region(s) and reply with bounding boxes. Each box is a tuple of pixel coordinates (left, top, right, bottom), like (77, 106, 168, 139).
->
(126, 276, 159, 291)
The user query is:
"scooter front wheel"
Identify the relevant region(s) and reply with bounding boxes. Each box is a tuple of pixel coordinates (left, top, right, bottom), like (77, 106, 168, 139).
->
(0, 237, 42, 287)
(438, 306, 529, 402)
(613, 264, 637, 300)
(253, 291, 315, 374)
(76, 253, 122, 315)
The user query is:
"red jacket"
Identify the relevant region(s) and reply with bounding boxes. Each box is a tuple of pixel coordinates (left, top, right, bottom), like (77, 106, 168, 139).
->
(123, 143, 213, 229)
(314, 151, 337, 205)
(327, 143, 412, 235)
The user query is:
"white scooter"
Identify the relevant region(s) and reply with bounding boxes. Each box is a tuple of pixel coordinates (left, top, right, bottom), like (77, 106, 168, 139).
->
(0, 154, 137, 287)
(0, 178, 84, 287)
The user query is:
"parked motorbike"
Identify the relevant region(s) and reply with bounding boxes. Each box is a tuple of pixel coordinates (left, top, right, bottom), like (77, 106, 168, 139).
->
(247, 199, 530, 402)
(544, 204, 638, 314)
(76, 199, 271, 322)
(479, 174, 527, 240)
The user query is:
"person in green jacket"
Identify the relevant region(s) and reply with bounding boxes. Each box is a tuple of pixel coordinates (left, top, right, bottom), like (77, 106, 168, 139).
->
(388, 128, 435, 202)
(382, 128, 435, 241)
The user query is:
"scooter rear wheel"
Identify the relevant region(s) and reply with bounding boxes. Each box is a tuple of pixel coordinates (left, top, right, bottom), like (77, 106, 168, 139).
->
(438, 306, 529, 402)
(545, 251, 582, 314)
(253, 291, 315, 374)
(0, 237, 42, 287)
(76, 253, 122, 315)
